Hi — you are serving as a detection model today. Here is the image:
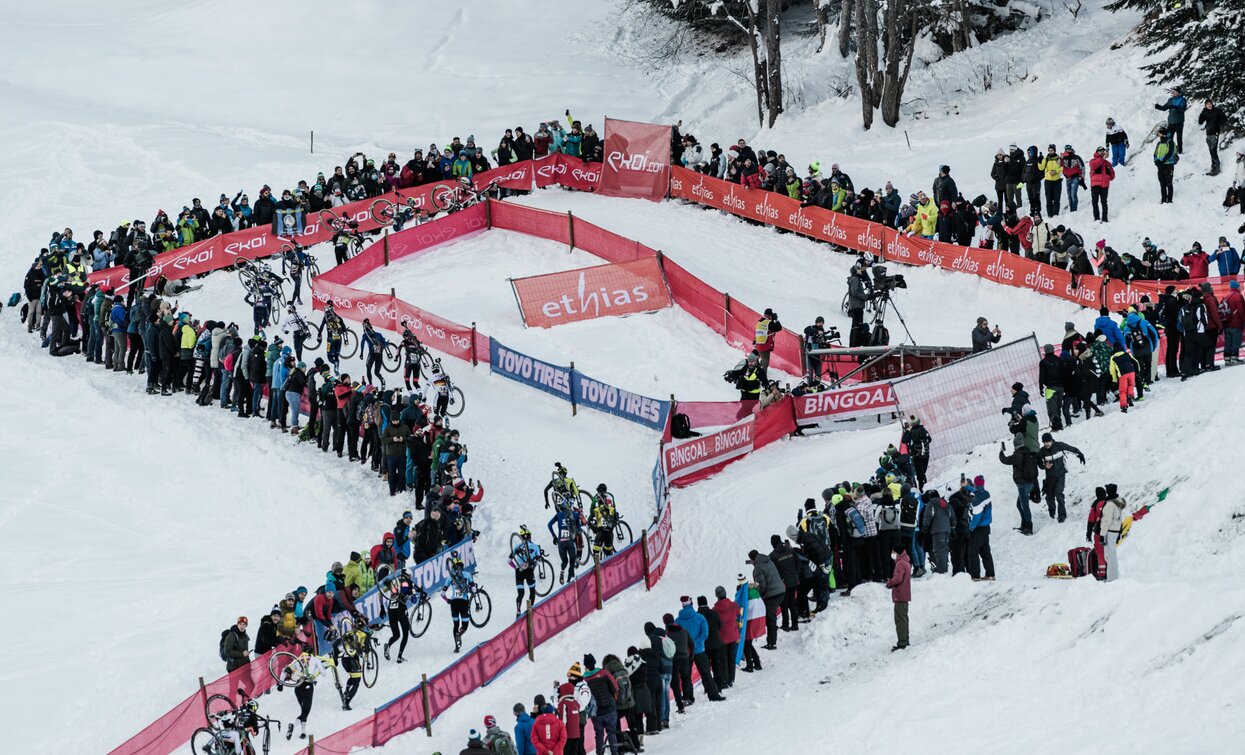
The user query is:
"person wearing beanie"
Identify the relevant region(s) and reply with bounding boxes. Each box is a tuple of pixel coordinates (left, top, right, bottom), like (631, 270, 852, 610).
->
(695, 595, 729, 692)
(768, 533, 802, 632)
(972, 316, 1002, 353)
(556, 673, 585, 752)
(581, 653, 620, 754)
(1038, 433, 1086, 523)
(966, 476, 996, 580)
(641, 621, 672, 731)
(1099, 483, 1127, 581)
(661, 613, 693, 713)
(712, 585, 743, 685)
(462, 728, 490, 755)
(1039, 343, 1070, 431)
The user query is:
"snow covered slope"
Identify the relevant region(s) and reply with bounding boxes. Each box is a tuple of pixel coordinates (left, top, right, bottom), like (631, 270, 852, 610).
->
(2, 0, 1242, 751)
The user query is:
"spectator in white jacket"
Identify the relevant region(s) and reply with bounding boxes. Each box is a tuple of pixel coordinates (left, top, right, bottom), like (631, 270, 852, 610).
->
(1099, 483, 1127, 581)
(681, 135, 706, 172)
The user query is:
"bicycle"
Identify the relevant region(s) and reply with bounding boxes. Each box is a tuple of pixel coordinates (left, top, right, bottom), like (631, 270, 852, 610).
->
(406, 583, 434, 638)
(435, 373, 466, 418)
(579, 514, 632, 565)
(334, 615, 381, 689)
(269, 638, 356, 710)
(511, 533, 556, 598)
(380, 341, 403, 373)
(193, 690, 287, 755)
(370, 193, 431, 229)
(303, 320, 359, 358)
(468, 581, 492, 628)
(431, 178, 500, 213)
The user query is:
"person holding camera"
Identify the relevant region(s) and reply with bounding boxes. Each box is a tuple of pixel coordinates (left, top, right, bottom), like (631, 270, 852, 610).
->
(972, 317, 1001, 352)
(753, 308, 781, 377)
(846, 259, 871, 347)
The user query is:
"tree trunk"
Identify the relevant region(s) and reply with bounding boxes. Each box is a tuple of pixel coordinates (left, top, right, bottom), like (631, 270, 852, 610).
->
(854, 0, 880, 129)
(815, 0, 830, 53)
(880, 3, 917, 127)
(764, 0, 784, 127)
(838, 0, 855, 58)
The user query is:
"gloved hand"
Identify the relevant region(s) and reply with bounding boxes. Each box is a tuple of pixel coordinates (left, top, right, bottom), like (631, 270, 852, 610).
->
(1079, 457, 1086, 465)
(1085, 527, 1092, 542)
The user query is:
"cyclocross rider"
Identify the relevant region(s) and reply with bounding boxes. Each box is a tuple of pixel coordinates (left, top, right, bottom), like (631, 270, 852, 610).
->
(589, 484, 619, 560)
(547, 502, 584, 584)
(400, 326, 424, 390)
(510, 525, 544, 616)
(360, 318, 388, 388)
(382, 572, 414, 664)
(292, 651, 327, 739)
(322, 302, 345, 374)
(442, 551, 474, 653)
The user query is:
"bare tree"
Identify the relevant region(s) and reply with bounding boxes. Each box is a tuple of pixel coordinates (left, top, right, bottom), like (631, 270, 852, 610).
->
(692, 0, 785, 127)
(838, 0, 855, 57)
(847, 0, 922, 129)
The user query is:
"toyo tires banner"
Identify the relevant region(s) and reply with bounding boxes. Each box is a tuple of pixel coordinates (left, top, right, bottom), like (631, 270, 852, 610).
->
(598, 118, 672, 201)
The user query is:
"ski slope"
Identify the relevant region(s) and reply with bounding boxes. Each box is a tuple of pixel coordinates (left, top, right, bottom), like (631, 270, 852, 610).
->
(2, 0, 1242, 751)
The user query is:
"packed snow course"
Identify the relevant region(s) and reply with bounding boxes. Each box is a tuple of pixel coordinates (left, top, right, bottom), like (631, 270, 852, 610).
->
(3, 0, 1243, 752)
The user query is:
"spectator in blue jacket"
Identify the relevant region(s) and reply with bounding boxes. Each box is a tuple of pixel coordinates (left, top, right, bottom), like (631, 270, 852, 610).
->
(676, 596, 725, 702)
(511, 704, 536, 755)
(1208, 238, 1241, 278)
(109, 294, 128, 371)
(1094, 307, 1127, 351)
(966, 476, 995, 581)
(1154, 87, 1188, 153)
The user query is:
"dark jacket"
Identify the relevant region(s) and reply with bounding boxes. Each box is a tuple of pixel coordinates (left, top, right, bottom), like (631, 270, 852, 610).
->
(1038, 440, 1084, 476)
(157, 321, 178, 362)
(628, 656, 654, 714)
(223, 626, 250, 671)
(583, 667, 618, 715)
(665, 622, 691, 662)
(254, 615, 279, 655)
(750, 553, 785, 599)
(698, 605, 723, 651)
(769, 542, 801, 588)
(1038, 353, 1065, 390)
(282, 367, 307, 395)
(646, 627, 673, 674)
(382, 421, 410, 457)
(999, 446, 1039, 485)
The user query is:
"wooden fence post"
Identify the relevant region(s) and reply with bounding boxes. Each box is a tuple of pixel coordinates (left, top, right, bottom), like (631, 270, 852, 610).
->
(525, 605, 536, 661)
(567, 211, 575, 252)
(593, 551, 604, 610)
(723, 292, 731, 335)
(198, 677, 208, 718)
(308, 734, 314, 753)
(486, 197, 493, 229)
(383, 229, 390, 266)
(641, 530, 651, 591)
(421, 674, 433, 736)
(470, 322, 478, 366)
(569, 361, 577, 416)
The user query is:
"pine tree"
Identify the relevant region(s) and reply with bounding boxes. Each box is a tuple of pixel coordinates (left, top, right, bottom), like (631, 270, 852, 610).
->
(1107, 0, 1245, 136)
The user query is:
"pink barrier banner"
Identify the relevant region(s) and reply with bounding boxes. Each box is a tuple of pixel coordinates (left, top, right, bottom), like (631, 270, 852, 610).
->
(568, 216, 656, 264)
(646, 501, 673, 585)
(670, 400, 754, 434)
(472, 160, 535, 191)
(531, 580, 586, 647)
(511, 256, 673, 328)
(660, 256, 727, 336)
(663, 413, 755, 486)
(489, 198, 572, 246)
(599, 118, 672, 202)
(534, 153, 601, 191)
(600, 542, 646, 602)
(793, 382, 896, 423)
(387, 203, 489, 263)
(479, 620, 530, 683)
(107, 690, 202, 755)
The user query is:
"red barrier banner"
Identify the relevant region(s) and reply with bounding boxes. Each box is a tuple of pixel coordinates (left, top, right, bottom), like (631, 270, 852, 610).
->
(660, 256, 727, 337)
(599, 118, 672, 201)
(478, 620, 529, 683)
(387, 203, 489, 264)
(663, 413, 755, 486)
(793, 382, 897, 423)
(389, 298, 477, 362)
(646, 501, 673, 585)
(531, 579, 586, 647)
(568, 215, 656, 264)
(426, 651, 485, 721)
(600, 542, 646, 602)
(533, 153, 600, 191)
(472, 160, 535, 191)
(511, 256, 673, 328)
(489, 199, 572, 245)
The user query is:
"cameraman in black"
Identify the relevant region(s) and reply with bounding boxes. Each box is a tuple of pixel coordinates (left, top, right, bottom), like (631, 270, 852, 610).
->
(803, 316, 841, 379)
(846, 258, 872, 347)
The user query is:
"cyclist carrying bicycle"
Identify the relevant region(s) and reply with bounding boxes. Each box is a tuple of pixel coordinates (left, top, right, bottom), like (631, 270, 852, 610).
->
(360, 318, 388, 388)
(218, 698, 262, 755)
(291, 651, 327, 739)
(322, 303, 345, 373)
(282, 244, 308, 305)
(547, 503, 585, 584)
(543, 461, 580, 510)
(381, 572, 416, 664)
(589, 484, 619, 560)
(245, 277, 275, 331)
(429, 358, 451, 417)
(401, 326, 424, 390)
(283, 304, 310, 361)
(332, 614, 369, 710)
(509, 525, 544, 616)
(441, 551, 474, 653)
(331, 219, 361, 266)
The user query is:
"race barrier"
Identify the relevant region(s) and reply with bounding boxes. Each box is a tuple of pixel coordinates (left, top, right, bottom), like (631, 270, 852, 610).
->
(509, 256, 673, 328)
(669, 166, 1243, 311)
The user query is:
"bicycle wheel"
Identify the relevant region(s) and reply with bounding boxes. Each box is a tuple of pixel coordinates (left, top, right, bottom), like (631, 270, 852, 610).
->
(534, 557, 555, 598)
(409, 596, 433, 638)
(370, 198, 396, 226)
(306, 258, 321, 282)
(430, 184, 456, 211)
(362, 647, 380, 688)
(268, 651, 304, 687)
(304, 324, 323, 350)
(444, 385, 465, 418)
(469, 587, 492, 628)
(191, 726, 231, 755)
(236, 260, 255, 290)
(340, 328, 359, 359)
(319, 209, 342, 232)
(382, 342, 402, 373)
(578, 536, 593, 567)
(578, 490, 595, 509)
(204, 693, 236, 729)
(614, 520, 633, 546)
(418, 347, 433, 373)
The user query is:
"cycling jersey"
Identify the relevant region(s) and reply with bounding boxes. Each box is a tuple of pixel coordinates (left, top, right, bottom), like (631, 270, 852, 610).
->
(443, 570, 473, 600)
(548, 509, 583, 542)
(511, 540, 543, 568)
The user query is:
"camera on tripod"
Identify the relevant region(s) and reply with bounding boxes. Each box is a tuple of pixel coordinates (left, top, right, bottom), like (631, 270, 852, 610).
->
(870, 264, 907, 295)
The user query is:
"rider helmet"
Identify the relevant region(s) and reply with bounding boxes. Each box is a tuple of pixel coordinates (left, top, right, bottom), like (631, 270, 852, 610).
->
(459, 176, 472, 188)
(596, 483, 608, 494)
(347, 219, 359, 229)
(518, 524, 531, 539)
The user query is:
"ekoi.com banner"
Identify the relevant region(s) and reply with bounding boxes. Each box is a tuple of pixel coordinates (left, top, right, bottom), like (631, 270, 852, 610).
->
(510, 256, 672, 328)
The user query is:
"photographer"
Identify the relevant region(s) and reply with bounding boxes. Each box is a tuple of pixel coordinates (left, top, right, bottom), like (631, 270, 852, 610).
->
(803, 316, 839, 378)
(972, 317, 1001, 353)
(725, 351, 764, 401)
(846, 259, 871, 347)
(753, 308, 781, 377)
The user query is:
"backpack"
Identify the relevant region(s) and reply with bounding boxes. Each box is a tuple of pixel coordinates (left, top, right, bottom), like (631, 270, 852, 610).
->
(1067, 547, 1093, 578)
(489, 731, 517, 755)
(877, 504, 900, 530)
(844, 506, 867, 538)
(671, 412, 699, 439)
(574, 680, 596, 718)
(804, 513, 830, 548)
(899, 496, 918, 528)
(660, 636, 676, 659)
(613, 670, 633, 705)
(1127, 327, 1149, 353)
(1180, 303, 1200, 333)
(219, 628, 235, 662)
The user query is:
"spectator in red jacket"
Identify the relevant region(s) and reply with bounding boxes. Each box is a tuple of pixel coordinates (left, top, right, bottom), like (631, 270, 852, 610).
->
(531, 703, 567, 755)
(1002, 212, 1034, 255)
(1088, 147, 1116, 223)
(1200, 282, 1224, 372)
(1183, 243, 1210, 278)
(886, 545, 912, 651)
(369, 532, 399, 577)
(711, 586, 740, 689)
